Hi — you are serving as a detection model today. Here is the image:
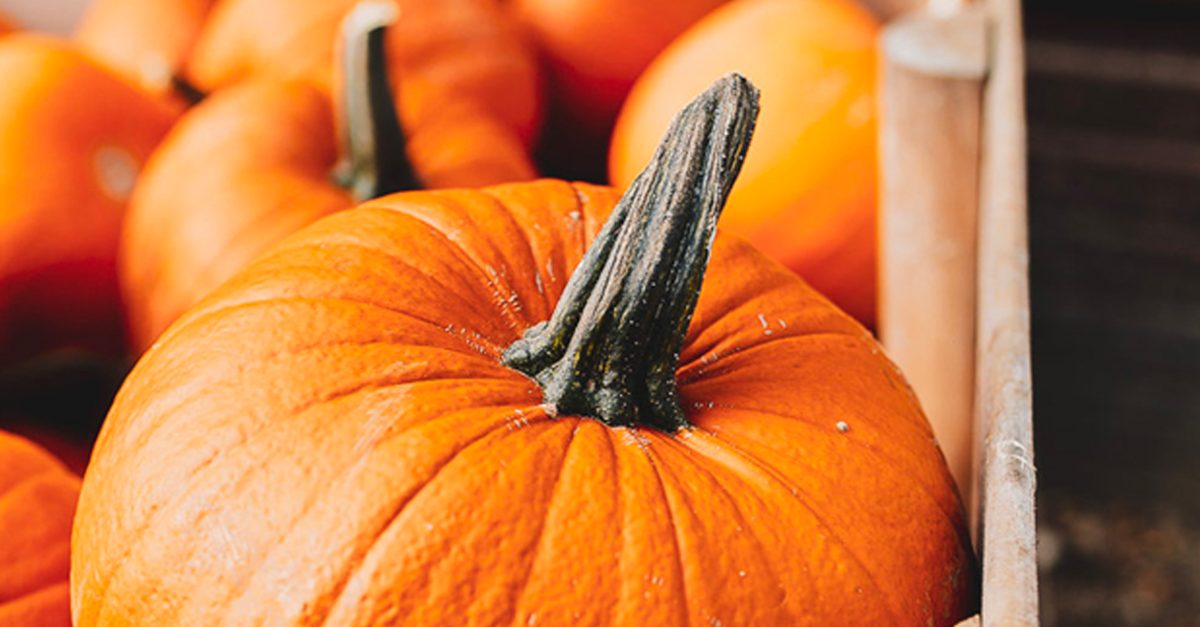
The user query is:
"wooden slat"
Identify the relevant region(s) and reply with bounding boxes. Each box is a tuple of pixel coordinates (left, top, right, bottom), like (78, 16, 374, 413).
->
(974, 0, 1039, 623)
(878, 5, 987, 515)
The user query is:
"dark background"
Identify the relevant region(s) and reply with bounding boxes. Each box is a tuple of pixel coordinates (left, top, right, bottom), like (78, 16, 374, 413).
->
(1, 2, 1198, 624)
(1027, 0, 1200, 624)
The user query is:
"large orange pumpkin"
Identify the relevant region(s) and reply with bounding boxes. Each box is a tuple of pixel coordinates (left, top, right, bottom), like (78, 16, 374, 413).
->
(121, 5, 536, 351)
(512, 0, 727, 139)
(611, 0, 879, 324)
(74, 0, 216, 98)
(0, 430, 80, 627)
(185, 0, 541, 146)
(0, 36, 178, 363)
(74, 76, 974, 625)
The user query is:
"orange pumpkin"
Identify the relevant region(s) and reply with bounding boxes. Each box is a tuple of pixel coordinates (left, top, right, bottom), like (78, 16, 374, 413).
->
(0, 36, 178, 363)
(0, 430, 79, 627)
(185, 0, 541, 146)
(121, 6, 536, 351)
(611, 0, 879, 324)
(513, 0, 726, 138)
(76, 76, 974, 625)
(74, 0, 216, 98)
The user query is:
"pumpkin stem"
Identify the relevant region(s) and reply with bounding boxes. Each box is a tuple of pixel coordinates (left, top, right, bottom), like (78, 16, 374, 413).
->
(334, 1, 418, 201)
(503, 74, 759, 432)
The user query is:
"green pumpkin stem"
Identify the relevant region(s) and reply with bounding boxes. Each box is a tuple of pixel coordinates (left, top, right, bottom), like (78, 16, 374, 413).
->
(334, 1, 419, 201)
(503, 74, 759, 432)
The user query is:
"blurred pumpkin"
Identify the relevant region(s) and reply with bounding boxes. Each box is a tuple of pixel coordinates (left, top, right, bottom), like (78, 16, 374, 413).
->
(0, 430, 79, 627)
(75, 76, 973, 626)
(611, 0, 880, 323)
(121, 4, 535, 351)
(512, 0, 726, 139)
(74, 0, 216, 98)
(184, 0, 541, 146)
(0, 35, 178, 364)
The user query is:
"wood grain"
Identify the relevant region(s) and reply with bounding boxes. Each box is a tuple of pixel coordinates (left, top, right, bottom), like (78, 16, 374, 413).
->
(974, 0, 1039, 623)
(879, 5, 987, 508)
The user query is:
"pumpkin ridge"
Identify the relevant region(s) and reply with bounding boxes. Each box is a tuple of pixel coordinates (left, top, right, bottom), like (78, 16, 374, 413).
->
(672, 432, 801, 619)
(173, 240, 513, 352)
(638, 439, 696, 625)
(161, 297, 507, 369)
(377, 195, 547, 333)
(677, 426, 907, 624)
(501, 422, 581, 626)
(316, 412, 557, 625)
(678, 330, 865, 384)
(92, 399, 545, 624)
(211, 402, 552, 619)
(687, 409, 972, 556)
(352, 202, 539, 335)
(477, 186, 564, 324)
(681, 343, 950, 466)
(652, 433, 797, 624)
(599, 428, 626, 627)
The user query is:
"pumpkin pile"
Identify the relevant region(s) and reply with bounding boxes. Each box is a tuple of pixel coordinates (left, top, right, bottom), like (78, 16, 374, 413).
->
(0, 1, 976, 626)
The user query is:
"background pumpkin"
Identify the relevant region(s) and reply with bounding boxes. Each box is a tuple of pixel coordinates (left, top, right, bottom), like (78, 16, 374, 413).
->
(0, 35, 177, 364)
(74, 0, 216, 98)
(75, 76, 973, 625)
(120, 6, 535, 351)
(184, 0, 541, 146)
(0, 430, 79, 627)
(610, 0, 880, 324)
(511, 0, 727, 178)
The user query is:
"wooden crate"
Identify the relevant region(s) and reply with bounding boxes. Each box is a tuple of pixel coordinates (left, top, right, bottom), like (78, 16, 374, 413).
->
(874, 0, 1037, 624)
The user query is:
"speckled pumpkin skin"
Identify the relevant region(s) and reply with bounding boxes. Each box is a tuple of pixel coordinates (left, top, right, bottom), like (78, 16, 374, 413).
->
(0, 431, 79, 627)
(74, 180, 975, 626)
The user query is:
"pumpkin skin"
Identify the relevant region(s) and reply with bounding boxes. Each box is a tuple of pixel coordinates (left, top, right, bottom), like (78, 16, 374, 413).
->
(74, 0, 216, 97)
(77, 177, 974, 623)
(185, 0, 541, 146)
(512, 0, 727, 138)
(120, 11, 537, 351)
(0, 430, 80, 627)
(0, 36, 178, 363)
(610, 0, 880, 324)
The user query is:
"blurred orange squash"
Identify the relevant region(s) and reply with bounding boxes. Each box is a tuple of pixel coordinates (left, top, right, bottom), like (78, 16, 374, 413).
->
(611, 0, 880, 324)
(512, 0, 727, 139)
(74, 0, 216, 98)
(0, 430, 79, 627)
(185, 0, 541, 146)
(121, 5, 535, 351)
(75, 75, 973, 626)
(0, 36, 178, 363)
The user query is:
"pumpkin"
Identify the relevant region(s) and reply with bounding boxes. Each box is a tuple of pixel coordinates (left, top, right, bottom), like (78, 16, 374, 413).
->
(184, 0, 540, 146)
(76, 75, 974, 625)
(512, 0, 727, 140)
(0, 13, 12, 36)
(610, 0, 880, 324)
(0, 430, 80, 627)
(0, 35, 178, 364)
(120, 4, 536, 351)
(74, 0, 216, 99)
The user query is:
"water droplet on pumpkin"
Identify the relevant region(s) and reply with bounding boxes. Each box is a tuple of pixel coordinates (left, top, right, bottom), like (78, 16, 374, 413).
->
(836, 421, 850, 433)
(94, 146, 138, 202)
